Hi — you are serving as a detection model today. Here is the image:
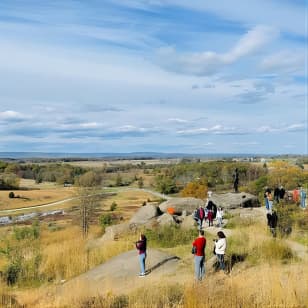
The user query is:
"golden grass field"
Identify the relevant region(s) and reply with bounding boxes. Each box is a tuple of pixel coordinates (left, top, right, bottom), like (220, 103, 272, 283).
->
(0, 179, 75, 211)
(0, 173, 308, 307)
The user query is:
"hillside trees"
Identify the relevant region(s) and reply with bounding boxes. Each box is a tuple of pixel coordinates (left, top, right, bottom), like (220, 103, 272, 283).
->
(154, 161, 266, 193)
(0, 173, 20, 189)
(154, 174, 178, 194)
(268, 161, 305, 189)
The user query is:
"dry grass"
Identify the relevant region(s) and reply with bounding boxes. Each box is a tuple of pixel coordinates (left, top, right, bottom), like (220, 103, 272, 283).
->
(0, 184, 75, 210)
(40, 225, 134, 282)
(21, 262, 308, 308)
(183, 262, 308, 308)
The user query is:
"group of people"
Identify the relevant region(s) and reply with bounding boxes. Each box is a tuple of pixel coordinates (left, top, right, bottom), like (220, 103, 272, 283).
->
(193, 201, 224, 229)
(135, 229, 227, 281)
(192, 230, 227, 281)
(265, 186, 307, 210)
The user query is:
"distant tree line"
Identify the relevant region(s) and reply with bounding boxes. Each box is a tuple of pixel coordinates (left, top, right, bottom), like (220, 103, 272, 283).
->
(153, 161, 268, 195)
(0, 160, 87, 188)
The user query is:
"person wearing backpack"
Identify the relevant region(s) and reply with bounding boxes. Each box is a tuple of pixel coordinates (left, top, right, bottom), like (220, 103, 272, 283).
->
(135, 233, 147, 277)
(192, 230, 206, 281)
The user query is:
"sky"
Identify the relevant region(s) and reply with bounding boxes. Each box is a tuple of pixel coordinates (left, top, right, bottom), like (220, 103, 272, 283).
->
(0, 0, 307, 155)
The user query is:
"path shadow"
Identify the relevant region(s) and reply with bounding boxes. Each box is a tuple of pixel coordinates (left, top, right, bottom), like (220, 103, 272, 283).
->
(145, 256, 180, 275)
(213, 253, 247, 274)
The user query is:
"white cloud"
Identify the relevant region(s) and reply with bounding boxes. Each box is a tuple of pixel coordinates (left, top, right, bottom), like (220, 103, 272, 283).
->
(260, 50, 305, 74)
(156, 25, 278, 75)
(167, 118, 189, 123)
(256, 123, 305, 133)
(0, 110, 28, 121)
(177, 124, 239, 135)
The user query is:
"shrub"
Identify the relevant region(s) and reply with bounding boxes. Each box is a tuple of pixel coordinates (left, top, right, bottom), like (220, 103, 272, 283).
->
(8, 192, 15, 199)
(110, 202, 117, 211)
(100, 214, 113, 226)
(145, 225, 197, 248)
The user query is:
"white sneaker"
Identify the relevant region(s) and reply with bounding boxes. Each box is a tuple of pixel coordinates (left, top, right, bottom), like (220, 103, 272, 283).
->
(139, 273, 145, 277)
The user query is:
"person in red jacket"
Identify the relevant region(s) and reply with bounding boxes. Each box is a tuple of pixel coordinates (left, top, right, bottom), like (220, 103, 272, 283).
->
(192, 230, 206, 280)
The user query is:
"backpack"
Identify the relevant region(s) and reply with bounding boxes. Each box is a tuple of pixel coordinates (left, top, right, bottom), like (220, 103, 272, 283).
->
(191, 246, 197, 254)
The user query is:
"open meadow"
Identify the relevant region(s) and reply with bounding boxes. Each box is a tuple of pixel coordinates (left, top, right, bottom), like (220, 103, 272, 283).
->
(0, 157, 307, 307)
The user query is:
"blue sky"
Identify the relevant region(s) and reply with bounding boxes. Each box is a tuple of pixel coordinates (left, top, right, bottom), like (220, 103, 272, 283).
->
(0, 0, 307, 154)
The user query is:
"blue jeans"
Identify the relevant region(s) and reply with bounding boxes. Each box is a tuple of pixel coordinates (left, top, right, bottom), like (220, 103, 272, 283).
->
(300, 194, 306, 208)
(265, 198, 269, 210)
(139, 253, 146, 274)
(194, 256, 205, 280)
(216, 254, 225, 270)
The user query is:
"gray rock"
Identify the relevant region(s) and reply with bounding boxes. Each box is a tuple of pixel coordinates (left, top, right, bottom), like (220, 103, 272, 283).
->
(159, 197, 204, 215)
(180, 215, 196, 229)
(129, 204, 159, 225)
(157, 213, 176, 226)
(210, 192, 259, 209)
(101, 222, 131, 241)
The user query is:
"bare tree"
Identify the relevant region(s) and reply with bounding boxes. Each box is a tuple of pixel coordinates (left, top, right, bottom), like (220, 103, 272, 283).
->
(77, 171, 102, 238)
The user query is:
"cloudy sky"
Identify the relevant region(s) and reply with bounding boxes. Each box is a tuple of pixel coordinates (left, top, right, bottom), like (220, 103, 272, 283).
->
(0, 0, 307, 154)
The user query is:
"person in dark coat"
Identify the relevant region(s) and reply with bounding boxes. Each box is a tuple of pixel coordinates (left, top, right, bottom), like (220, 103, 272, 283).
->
(135, 233, 147, 276)
(274, 187, 280, 203)
(233, 168, 239, 193)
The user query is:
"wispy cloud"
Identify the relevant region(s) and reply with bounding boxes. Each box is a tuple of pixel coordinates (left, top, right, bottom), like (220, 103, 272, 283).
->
(177, 125, 244, 136)
(155, 26, 278, 75)
(167, 118, 189, 123)
(256, 123, 306, 133)
(0, 110, 29, 122)
(260, 50, 305, 74)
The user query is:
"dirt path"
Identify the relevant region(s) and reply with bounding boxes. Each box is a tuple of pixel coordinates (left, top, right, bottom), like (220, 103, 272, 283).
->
(57, 248, 183, 301)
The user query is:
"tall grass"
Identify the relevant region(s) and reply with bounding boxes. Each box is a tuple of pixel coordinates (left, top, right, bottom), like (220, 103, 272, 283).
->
(40, 263, 308, 308)
(41, 226, 134, 281)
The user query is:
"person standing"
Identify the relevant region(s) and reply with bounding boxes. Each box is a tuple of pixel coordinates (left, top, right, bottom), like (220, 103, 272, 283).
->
(264, 188, 271, 210)
(197, 205, 205, 230)
(135, 233, 147, 277)
(192, 230, 206, 281)
(267, 190, 273, 213)
(300, 187, 307, 209)
(216, 207, 224, 227)
(233, 168, 239, 193)
(207, 209, 214, 226)
(214, 231, 227, 271)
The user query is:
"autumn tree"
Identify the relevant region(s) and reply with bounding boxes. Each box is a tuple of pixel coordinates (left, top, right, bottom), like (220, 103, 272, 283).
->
(268, 161, 304, 189)
(180, 179, 208, 199)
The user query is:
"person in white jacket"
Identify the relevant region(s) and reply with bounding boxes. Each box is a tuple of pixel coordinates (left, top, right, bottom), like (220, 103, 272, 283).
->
(216, 207, 224, 227)
(214, 231, 227, 271)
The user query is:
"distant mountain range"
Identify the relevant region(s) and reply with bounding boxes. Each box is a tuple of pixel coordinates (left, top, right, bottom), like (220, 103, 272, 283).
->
(0, 151, 285, 160)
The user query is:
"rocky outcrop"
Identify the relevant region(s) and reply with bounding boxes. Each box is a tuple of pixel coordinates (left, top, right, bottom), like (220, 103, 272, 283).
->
(159, 198, 204, 215)
(101, 222, 131, 241)
(210, 192, 259, 209)
(157, 213, 176, 226)
(180, 215, 196, 229)
(129, 204, 159, 225)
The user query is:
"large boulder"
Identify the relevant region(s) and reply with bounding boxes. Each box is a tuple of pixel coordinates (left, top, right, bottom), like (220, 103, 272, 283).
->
(180, 215, 196, 229)
(159, 198, 204, 215)
(101, 222, 131, 241)
(129, 204, 159, 225)
(157, 213, 176, 226)
(210, 192, 259, 209)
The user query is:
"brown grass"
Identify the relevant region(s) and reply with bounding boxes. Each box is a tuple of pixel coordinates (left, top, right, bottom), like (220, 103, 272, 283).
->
(0, 182, 75, 210)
